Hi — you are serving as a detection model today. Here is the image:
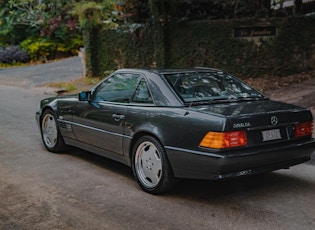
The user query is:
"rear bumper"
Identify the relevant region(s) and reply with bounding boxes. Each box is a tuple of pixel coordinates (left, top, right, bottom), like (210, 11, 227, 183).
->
(166, 139, 315, 180)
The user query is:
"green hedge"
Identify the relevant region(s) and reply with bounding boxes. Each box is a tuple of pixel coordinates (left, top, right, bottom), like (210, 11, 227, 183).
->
(83, 16, 315, 78)
(21, 35, 83, 62)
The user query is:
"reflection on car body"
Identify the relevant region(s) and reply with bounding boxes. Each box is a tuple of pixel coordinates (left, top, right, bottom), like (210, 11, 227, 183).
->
(36, 68, 315, 194)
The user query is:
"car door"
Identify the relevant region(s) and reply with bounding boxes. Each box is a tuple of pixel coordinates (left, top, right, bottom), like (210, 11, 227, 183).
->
(72, 73, 142, 155)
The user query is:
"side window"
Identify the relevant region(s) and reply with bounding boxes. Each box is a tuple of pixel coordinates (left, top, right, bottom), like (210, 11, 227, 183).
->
(94, 73, 141, 103)
(132, 79, 153, 104)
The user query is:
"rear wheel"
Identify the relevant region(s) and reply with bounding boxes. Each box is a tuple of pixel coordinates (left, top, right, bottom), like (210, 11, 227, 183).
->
(132, 135, 176, 194)
(41, 110, 66, 153)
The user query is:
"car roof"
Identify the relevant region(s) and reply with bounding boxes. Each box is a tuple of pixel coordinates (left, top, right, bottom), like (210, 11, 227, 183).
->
(113, 67, 227, 107)
(116, 67, 223, 75)
(152, 67, 222, 74)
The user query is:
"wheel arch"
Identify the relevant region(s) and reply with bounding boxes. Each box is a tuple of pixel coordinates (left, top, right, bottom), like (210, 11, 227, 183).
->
(40, 105, 56, 122)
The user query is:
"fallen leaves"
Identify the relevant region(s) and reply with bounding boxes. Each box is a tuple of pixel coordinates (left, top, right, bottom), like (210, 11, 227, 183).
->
(244, 71, 315, 93)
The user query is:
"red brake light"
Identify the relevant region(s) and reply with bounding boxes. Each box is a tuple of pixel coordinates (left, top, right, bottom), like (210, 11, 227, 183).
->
(295, 121, 313, 138)
(200, 131, 247, 149)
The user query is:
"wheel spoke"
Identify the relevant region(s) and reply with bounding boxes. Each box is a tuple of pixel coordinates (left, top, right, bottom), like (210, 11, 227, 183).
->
(146, 149, 162, 185)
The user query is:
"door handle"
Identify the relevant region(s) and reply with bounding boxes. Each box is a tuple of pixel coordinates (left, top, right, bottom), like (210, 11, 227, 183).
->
(112, 114, 125, 121)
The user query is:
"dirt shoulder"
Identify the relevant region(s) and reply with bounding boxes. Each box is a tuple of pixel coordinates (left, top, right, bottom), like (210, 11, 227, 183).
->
(245, 71, 315, 93)
(244, 71, 315, 116)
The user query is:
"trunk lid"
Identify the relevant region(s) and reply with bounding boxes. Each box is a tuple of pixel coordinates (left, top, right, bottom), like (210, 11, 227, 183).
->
(188, 99, 313, 147)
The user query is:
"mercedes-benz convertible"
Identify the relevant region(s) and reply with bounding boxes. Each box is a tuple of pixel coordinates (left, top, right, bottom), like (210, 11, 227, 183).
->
(36, 68, 314, 194)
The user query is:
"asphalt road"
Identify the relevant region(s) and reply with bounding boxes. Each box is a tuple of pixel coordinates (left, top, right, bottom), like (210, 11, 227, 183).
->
(1, 58, 315, 229)
(0, 57, 83, 88)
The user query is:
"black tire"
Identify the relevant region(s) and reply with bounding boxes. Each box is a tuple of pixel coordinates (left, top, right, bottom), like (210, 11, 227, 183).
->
(40, 109, 66, 153)
(131, 135, 177, 194)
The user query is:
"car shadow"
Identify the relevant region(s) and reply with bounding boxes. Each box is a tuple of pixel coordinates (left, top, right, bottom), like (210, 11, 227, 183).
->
(168, 171, 315, 202)
(65, 146, 134, 180)
(63, 147, 315, 200)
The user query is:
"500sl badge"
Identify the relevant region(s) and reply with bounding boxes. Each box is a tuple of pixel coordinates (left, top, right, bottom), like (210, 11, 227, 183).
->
(233, 122, 252, 128)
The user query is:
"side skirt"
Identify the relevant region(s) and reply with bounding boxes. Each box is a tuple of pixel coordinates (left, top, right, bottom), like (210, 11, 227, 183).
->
(64, 137, 131, 167)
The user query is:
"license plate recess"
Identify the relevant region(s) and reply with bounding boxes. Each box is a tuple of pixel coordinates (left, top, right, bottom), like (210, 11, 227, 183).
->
(261, 129, 282, 142)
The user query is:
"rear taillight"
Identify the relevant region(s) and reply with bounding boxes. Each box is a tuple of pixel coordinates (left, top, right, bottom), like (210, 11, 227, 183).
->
(295, 121, 313, 138)
(199, 131, 247, 149)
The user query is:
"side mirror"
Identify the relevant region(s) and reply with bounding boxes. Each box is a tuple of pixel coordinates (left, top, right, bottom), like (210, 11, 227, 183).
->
(78, 91, 92, 101)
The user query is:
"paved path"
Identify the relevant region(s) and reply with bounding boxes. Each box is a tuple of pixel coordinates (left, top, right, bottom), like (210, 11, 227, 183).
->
(0, 56, 83, 88)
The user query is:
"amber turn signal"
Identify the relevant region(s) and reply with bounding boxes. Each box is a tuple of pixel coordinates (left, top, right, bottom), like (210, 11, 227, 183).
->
(199, 131, 247, 149)
(295, 121, 313, 138)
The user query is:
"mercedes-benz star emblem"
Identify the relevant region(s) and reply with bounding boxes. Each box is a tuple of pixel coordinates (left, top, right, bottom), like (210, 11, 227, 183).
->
(271, 116, 278, 125)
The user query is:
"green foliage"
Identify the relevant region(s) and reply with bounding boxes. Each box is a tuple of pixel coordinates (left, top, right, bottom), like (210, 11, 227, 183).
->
(266, 17, 315, 74)
(72, 0, 118, 77)
(169, 17, 315, 77)
(21, 35, 83, 61)
(0, 0, 83, 62)
(73, 0, 117, 30)
(113, 0, 274, 23)
(83, 17, 315, 78)
(149, 0, 176, 17)
(82, 25, 155, 77)
(168, 20, 257, 76)
(0, 0, 15, 45)
(20, 38, 55, 61)
(114, 0, 150, 23)
(7, 0, 47, 29)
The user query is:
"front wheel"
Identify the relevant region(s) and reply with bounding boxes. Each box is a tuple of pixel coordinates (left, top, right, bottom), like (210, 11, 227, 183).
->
(132, 136, 176, 194)
(41, 109, 66, 153)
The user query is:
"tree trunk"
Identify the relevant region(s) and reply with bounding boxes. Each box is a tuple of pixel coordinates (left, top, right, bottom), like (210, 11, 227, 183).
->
(295, 0, 303, 14)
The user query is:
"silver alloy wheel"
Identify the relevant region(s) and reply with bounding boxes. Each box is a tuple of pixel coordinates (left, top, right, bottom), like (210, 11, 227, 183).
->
(41, 113, 58, 148)
(134, 141, 162, 188)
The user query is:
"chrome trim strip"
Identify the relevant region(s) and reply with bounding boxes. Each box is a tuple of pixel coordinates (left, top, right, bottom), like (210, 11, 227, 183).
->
(165, 146, 223, 158)
(247, 122, 295, 131)
(57, 119, 132, 139)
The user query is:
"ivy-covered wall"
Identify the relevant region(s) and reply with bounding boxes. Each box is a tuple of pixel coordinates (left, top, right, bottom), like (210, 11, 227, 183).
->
(84, 17, 315, 78)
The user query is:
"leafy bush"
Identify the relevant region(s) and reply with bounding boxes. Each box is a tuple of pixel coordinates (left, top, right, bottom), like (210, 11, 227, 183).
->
(20, 36, 83, 62)
(0, 46, 30, 64)
(20, 38, 55, 61)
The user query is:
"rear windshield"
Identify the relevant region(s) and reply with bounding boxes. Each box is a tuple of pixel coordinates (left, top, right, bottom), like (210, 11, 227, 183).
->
(163, 71, 263, 104)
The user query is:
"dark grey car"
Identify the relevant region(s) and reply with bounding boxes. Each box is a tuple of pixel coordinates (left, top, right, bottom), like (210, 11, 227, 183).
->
(36, 68, 315, 194)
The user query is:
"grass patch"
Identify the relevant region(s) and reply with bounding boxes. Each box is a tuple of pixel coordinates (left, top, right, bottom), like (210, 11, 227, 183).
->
(0, 62, 27, 68)
(45, 76, 104, 94)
